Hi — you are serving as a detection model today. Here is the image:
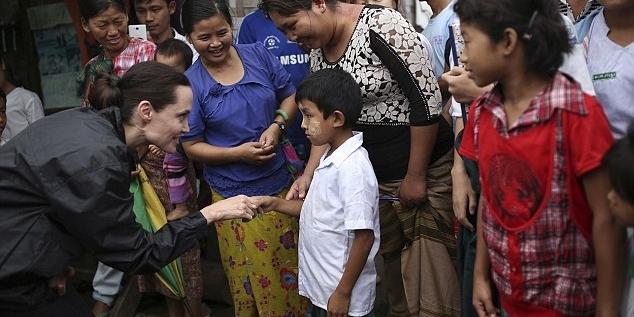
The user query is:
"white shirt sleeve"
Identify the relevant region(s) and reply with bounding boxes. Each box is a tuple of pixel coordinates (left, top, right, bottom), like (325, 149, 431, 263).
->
(338, 161, 378, 231)
(26, 92, 44, 124)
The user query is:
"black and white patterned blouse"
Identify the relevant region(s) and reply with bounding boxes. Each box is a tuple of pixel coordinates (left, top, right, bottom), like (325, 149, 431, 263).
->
(310, 5, 451, 181)
(310, 5, 442, 127)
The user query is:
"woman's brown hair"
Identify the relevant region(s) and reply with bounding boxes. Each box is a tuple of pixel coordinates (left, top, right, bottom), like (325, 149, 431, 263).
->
(90, 61, 191, 122)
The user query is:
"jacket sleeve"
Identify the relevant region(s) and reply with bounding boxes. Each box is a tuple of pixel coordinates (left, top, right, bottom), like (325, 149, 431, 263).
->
(41, 147, 207, 274)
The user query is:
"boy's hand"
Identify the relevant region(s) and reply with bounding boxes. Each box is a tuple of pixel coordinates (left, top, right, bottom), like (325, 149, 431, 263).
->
(285, 173, 312, 200)
(327, 289, 351, 317)
(252, 196, 278, 214)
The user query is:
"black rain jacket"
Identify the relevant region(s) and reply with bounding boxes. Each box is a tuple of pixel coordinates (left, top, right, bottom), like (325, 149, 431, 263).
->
(0, 107, 208, 311)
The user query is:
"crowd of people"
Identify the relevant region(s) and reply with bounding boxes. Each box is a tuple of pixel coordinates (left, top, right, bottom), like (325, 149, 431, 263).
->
(0, 0, 632, 316)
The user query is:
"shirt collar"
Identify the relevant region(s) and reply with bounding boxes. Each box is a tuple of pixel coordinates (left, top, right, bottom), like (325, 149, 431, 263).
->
(560, 0, 601, 22)
(477, 73, 587, 128)
(318, 132, 364, 169)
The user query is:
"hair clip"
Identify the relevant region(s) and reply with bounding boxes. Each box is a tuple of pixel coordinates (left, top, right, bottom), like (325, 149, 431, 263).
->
(523, 10, 539, 40)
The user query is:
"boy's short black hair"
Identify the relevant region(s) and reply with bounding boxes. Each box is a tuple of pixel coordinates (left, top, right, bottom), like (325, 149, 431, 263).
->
(295, 68, 362, 128)
(155, 39, 193, 70)
(604, 128, 634, 204)
(0, 89, 5, 101)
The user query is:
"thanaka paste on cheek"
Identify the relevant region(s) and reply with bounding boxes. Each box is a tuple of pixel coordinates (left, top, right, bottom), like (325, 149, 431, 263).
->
(307, 120, 321, 136)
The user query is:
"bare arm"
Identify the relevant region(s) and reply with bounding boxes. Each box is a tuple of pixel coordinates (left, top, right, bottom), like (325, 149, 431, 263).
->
(451, 118, 477, 230)
(183, 140, 245, 164)
(254, 196, 303, 217)
(328, 229, 375, 317)
(285, 144, 328, 200)
(472, 195, 496, 317)
(399, 124, 438, 208)
(585, 167, 626, 317)
(261, 93, 299, 147)
(182, 139, 276, 166)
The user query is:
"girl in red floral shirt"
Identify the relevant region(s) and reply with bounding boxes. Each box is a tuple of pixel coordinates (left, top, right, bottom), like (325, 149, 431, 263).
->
(455, 0, 625, 316)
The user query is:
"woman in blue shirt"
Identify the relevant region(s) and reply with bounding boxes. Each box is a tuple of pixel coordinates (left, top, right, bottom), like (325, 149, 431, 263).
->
(180, 0, 305, 315)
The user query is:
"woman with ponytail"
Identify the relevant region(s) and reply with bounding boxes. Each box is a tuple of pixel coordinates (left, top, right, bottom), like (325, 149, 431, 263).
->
(0, 62, 260, 316)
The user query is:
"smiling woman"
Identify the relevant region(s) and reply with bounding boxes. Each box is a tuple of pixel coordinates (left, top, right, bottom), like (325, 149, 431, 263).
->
(76, 0, 157, 107)
(0, 62, 261, 316)
(178, 0, 307, 315)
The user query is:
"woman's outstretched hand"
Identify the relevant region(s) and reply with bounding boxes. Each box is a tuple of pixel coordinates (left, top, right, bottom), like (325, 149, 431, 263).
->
(200, 195, 260, 224)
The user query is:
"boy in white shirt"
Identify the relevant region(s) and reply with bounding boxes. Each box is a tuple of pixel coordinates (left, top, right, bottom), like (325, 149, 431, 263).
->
(255, 68, 380, 317)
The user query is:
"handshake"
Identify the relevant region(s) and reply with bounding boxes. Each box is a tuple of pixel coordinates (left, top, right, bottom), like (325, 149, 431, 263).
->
(199, 195, 301, 224)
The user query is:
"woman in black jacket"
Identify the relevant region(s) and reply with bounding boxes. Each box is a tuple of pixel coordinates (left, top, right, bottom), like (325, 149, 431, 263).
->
(0, 61, 259, 316)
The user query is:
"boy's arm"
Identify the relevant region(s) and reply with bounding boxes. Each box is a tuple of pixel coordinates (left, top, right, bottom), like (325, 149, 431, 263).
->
(256, 196, 303, 217)
(328, 229, 374, 317)
(584, 167, 626, 317)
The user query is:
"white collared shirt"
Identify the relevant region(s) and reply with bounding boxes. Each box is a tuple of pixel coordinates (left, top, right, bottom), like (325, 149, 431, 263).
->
(1, 87, 44, 145)
(298, 132, 380, 316)
(586, 9, 634, 138)
(173, 28, 199, 63)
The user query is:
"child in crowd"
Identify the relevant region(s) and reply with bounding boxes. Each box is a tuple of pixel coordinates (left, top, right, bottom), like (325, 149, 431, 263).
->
(585, 0, 634, 138)
(604, 129, 634, 317)
(455, 0, 624, 316)
(605, 129, 634, 227)
(0, 62, 44, 145)
(584, 1, 634, 315)
(155, 39, 193, 73)
(420, 0, 455, 79)
(255, 68, 380, 317)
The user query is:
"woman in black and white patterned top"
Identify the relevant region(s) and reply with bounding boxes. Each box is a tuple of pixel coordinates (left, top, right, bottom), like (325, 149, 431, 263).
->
(260, 1, 458, 316)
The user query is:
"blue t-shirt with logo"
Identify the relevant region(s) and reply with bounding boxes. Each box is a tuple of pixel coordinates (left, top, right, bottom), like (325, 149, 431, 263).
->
(421, 2, 456, 78)
(237, 9, 310, 149)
